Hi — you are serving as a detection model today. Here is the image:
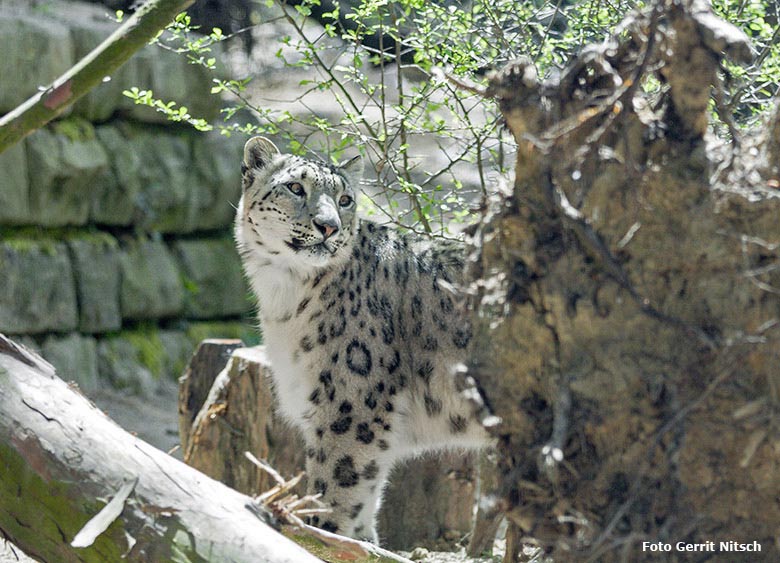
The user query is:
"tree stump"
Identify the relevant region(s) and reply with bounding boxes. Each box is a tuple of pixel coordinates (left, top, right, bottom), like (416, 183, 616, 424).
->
(178, 338, 245, 453)
(180, 342, 307, 495)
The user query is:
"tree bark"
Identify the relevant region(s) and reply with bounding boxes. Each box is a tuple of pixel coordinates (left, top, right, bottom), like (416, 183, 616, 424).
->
(0, 334, 322, 563)
(466, 0, 780, 560)
(766, 98, 780, 178)
(180, 343, 307, 496)
(0, 0, 196, 154)
(465, 452, 503, 558)
(178, 339, 247, 455)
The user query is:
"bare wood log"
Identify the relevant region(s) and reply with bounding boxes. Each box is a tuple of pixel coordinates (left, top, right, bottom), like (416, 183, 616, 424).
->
(180, 343, 485, 550)
(0, 0, 196, 154)
(0, 333, 321, 563)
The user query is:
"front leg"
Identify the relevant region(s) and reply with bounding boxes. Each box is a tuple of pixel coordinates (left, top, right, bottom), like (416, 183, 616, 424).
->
(304, 436, 391, 542)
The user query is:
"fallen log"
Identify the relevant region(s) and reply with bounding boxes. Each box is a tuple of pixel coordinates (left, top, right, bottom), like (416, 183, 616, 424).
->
(0, 333, 321, 563)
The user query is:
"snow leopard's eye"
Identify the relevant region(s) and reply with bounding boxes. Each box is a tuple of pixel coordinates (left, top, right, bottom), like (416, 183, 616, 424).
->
(287, 182, 305, 196)
(338, 194, 353, 207)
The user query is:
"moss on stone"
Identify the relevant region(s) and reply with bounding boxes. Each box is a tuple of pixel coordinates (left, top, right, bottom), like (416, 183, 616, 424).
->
(0, 227, 118, 252)
(0, 238, 78, 334)
(181, 274, 201, 297)
(52, 117, 97, 142)
(172, 238, 251, 319)
(184, 320, 261, 347)
(119, 237, 185, 320)
(159, 330, 197, 381)
(64, 230, 119, 249)
(0, 234, 61, 256)
(122, 324, 167, 379)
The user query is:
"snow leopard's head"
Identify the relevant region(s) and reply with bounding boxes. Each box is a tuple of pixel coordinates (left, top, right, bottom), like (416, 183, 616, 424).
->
(235, 137, 363, 271)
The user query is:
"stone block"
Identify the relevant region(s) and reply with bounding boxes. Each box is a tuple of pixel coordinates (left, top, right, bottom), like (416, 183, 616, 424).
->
(63, 3, 141, 122)
(0, 1, 221, 122)
(173, 238, 249, 319)
(123, 42, 220, 125)
(41, 333, 100, 395)
(96, 125, 243, 233)
(0, 141, 30, 225)
(191, 132, 244, 230)
(0, 12, 73, 114)
(90, 125, 143, 226)
(26, 124, 109, 227)
(97, 327, 198, 393)
(67, 233, 122, 333)
(41, 0, 136, 122)
(96, 333, 158, 396)
(159, 330, 197, 381)
(119, 238, 184, 320)
(0, 239, 78, 334)
(126, 127, 197, 233)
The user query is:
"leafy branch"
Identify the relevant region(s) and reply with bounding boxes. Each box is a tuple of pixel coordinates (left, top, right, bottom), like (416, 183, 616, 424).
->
(122, 0, 780, 234)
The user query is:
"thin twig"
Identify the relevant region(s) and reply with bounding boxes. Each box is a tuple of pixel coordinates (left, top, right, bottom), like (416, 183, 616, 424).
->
(434, 68, 488, 98)
(245, 451, 285, 485)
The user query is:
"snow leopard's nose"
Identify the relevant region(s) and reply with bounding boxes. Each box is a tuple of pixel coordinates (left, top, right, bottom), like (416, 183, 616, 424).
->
(313, 216, 339, 239)
(313, 195, 342, 240)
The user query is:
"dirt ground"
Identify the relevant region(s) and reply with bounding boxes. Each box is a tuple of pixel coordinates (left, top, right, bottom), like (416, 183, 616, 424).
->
(91, 378, 183, 459)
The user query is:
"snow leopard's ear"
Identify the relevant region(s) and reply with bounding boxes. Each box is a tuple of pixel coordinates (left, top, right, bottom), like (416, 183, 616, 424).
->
(339, 154, 364, 188)
(243, 136, 280, 172)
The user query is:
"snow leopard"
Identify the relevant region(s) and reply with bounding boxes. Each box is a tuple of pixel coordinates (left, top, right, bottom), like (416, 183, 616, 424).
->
(235, 136, 489, 543)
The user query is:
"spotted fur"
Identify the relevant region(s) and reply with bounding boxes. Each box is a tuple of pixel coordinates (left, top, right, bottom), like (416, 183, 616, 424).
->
(235, 137, 489, 543)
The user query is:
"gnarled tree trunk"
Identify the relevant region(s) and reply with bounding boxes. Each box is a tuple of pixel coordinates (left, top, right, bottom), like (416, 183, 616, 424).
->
(466, 1, 780, 560)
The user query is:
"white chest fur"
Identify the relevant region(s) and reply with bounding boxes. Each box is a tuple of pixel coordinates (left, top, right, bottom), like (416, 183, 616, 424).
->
(247, 263, 320, 424)
(261, 316, 314, 422)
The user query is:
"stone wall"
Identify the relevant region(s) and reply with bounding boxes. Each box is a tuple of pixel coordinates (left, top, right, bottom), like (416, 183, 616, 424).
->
(0, 0, 254, 396)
